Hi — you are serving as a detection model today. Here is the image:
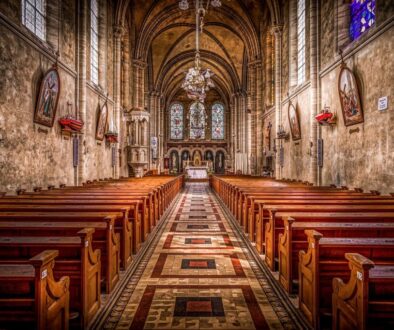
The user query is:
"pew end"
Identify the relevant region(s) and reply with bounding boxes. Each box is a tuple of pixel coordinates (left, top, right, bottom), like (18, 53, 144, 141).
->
(298, 230, 323, 329)
(0, 250, 70, 330)
(332, 253, 394, 330)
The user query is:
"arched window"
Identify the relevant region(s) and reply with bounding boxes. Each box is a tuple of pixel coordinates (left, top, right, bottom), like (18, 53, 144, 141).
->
(189, 102, 206, 139)
(211, 103, 225, 140)
(90, 0, 99, 85)
(170, 103, 184, 139)
(22, 0, 46, 40)
(350, 0, 375, 40)
(297, 0, 306, 85)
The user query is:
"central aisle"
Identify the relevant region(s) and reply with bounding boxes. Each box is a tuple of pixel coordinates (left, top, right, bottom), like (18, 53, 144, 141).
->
(100, 183, 298, 329)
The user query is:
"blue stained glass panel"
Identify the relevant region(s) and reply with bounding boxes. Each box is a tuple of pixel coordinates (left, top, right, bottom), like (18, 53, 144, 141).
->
(170, 103, 184, 139)
(211, 103, 225, 140)
(350, 0, 375, 40)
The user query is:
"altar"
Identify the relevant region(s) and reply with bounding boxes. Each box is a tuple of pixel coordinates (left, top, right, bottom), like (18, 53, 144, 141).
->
(184, 159, 211, 180)
(186, 167, 208, 179)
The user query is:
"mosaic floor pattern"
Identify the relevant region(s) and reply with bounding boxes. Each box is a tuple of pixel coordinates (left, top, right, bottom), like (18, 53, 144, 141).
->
(100, 183, 298, 330)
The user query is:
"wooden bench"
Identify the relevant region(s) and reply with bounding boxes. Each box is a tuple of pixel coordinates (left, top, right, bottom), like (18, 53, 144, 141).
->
(298, 230, 394, 329)
(0, 229, 100, 329)
(277, 218, 394, 293)
(246, 194, 392, 242)
(0, 250, 69, 330)
(0, 217, 120, 293)
(0, 205, 135, 263)
(332, 253, 394, 330)
(263, 205, 394, 270)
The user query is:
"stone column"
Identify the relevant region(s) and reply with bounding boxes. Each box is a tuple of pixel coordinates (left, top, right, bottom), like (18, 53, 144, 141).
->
(77, 0, 88, 185)
(309, 0, 319, 185)
(255, 61, 263, 175)
(248, 63, 256, 175)
(113, 25, 126, 179)
(122, 33, 130, 110)
(271, 25, 283, 180)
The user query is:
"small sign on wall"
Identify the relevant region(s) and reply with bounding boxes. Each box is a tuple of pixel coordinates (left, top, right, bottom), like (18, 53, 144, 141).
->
(378, 96, 388, 111)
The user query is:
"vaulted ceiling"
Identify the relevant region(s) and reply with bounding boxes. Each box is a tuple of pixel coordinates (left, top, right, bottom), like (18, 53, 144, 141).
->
(119, 0, 280, 103)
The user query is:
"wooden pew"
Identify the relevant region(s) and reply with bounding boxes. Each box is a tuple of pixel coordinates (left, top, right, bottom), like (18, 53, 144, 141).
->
(0, 205, 135, 262)
(247, 196, 393, 245)
(0, 229, 100, 329)
(0, 218, 120, 293)
(0, 250, 69, 330)
(278, 218, 394, 293)
(298, 230, 394, 329)
(245, 194, 392, 240)
(263, 205, 394, 270)
(332, 253, 394, 330)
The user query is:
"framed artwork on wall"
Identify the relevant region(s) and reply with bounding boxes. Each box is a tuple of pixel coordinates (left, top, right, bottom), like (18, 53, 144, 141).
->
(288, 102, 301, 140)
(338, 64, 364, 126)
(34, 66, 61, 127)
(96, 102, 108, 141)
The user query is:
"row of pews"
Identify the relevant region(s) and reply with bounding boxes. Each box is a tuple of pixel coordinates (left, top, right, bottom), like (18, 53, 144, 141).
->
(210, 175, 394, 330)
(0, 175, 184, 330)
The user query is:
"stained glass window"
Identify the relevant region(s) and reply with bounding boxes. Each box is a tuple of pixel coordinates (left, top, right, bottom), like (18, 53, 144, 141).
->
(297, 0, 306, 85)
(212, 103, 225, 140)
(22, 0, 46, 40)
(189, 102, 206, 139)
(90, 0, 99, 85)
(170, 103, 184, 139)
(350, 0, 375, 40)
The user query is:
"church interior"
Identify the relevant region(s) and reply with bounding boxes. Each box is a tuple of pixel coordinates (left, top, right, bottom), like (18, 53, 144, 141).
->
(0, 0, 393, 329)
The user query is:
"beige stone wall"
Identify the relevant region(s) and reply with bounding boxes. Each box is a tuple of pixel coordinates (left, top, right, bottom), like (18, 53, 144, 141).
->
(320, 27, 394, 192)
(0, 0, 120, 192)
(281, 87, 311, 180)
(271, 0, 394, 193)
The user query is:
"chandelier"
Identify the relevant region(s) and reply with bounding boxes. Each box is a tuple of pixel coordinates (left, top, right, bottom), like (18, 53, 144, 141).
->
(180, 0, 221, 102)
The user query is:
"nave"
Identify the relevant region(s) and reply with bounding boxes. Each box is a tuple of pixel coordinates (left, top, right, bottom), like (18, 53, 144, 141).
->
(94, 183, 301, 330)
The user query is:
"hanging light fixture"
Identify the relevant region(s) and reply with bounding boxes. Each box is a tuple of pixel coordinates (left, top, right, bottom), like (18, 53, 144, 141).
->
(180, 0, 221, 103)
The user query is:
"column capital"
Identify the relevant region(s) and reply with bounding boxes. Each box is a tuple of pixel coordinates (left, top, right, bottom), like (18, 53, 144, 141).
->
(114, 25, 127, 39)
(270, 24, 283, 36)
(133, 59, 147, 69)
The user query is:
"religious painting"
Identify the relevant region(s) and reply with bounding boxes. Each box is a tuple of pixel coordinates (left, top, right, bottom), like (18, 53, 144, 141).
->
(288, 103, 301, 140)
(338, 65, 364, 126)
(34, 67, 61, 127)
(96, 102, 108, 141)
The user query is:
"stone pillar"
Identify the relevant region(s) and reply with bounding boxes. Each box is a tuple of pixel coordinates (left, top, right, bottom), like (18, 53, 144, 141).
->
(265, 32, 274, 108)
(248, 63, 256, 175)
(255, 61, 263, 175)
(122, 33, 130, 110)
(77, 0, 88, 185)
(271, 25, 283, 180)
(113, 25, 126, 179)
(309, 0, 319, 185)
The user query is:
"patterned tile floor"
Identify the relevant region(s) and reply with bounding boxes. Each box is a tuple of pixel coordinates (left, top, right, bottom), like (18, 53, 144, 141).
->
(100, 183, 298, 330)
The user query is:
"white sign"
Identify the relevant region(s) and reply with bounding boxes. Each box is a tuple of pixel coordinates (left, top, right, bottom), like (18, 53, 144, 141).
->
(378, 96, 388, 111)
